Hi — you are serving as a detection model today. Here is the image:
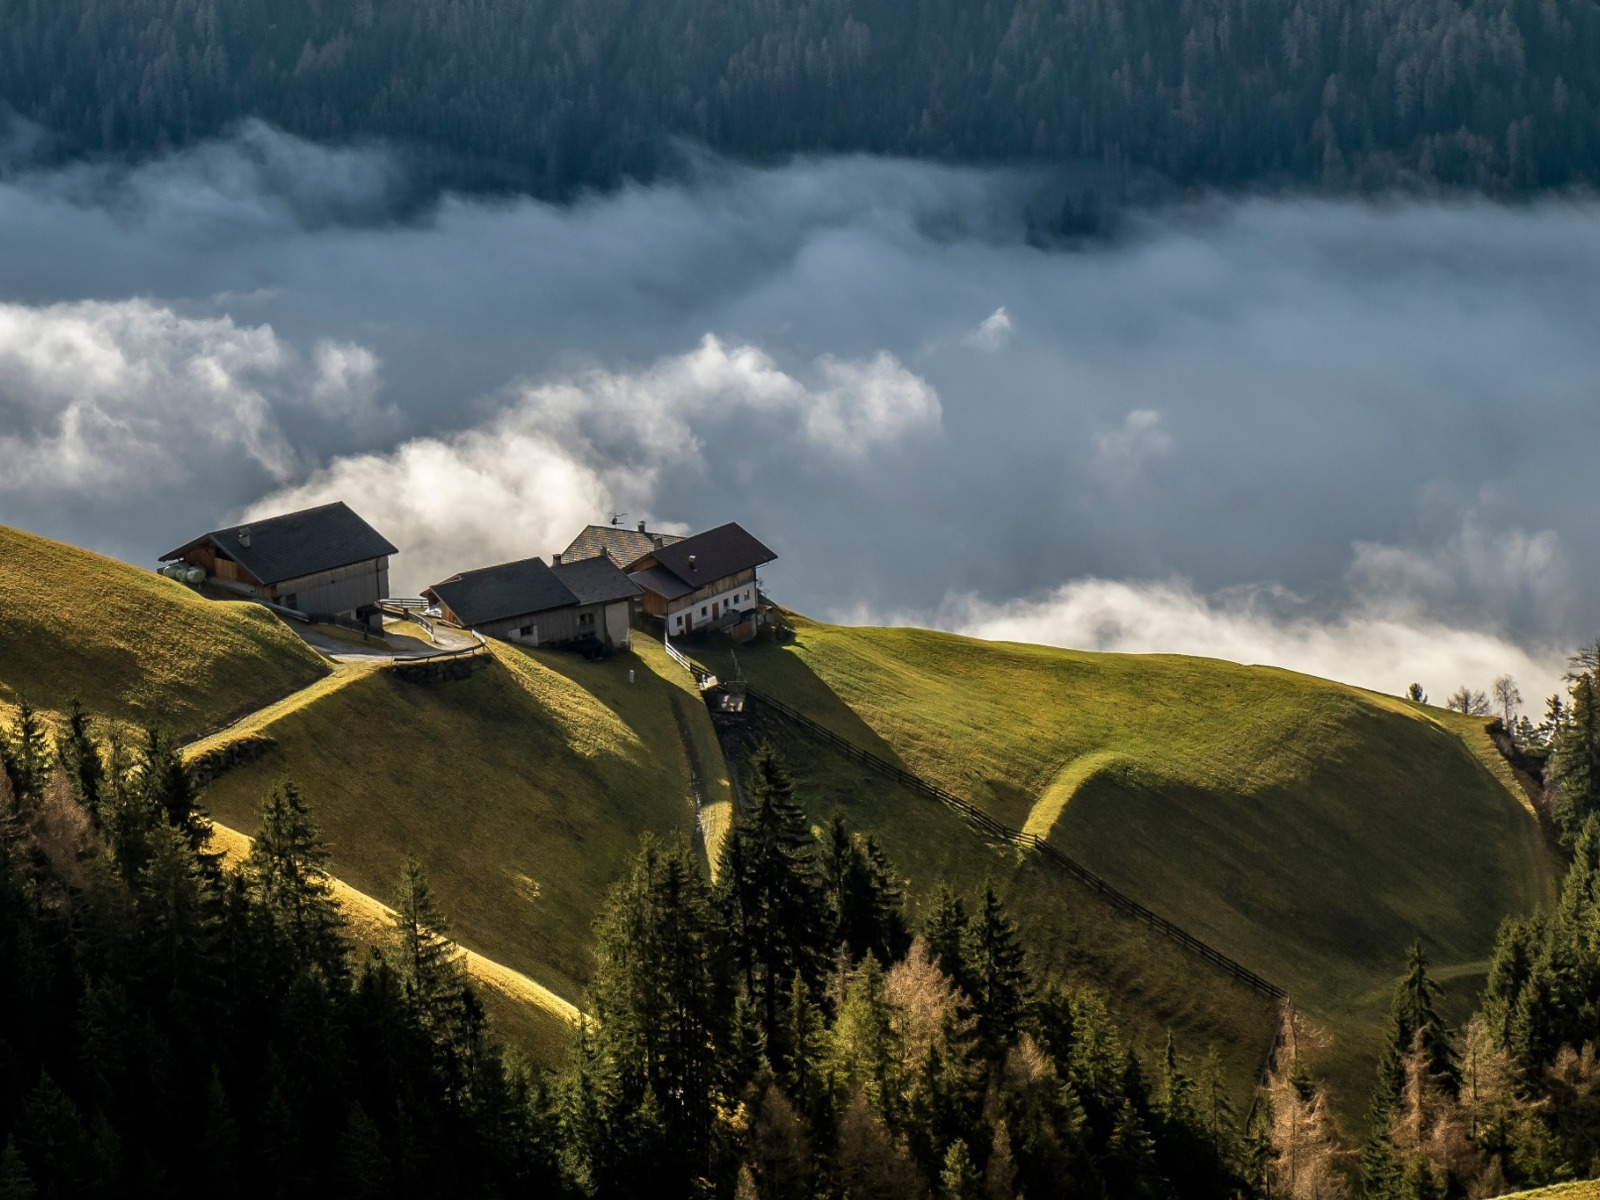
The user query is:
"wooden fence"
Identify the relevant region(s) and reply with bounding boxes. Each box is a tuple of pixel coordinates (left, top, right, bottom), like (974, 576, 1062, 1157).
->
(736, 682, 1288, 1001)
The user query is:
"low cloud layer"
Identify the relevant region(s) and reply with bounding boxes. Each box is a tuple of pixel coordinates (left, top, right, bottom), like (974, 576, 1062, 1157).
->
(933, 578, 1569, 703)
(252, 336, 939, 589)
(1, 125, 1599, 702)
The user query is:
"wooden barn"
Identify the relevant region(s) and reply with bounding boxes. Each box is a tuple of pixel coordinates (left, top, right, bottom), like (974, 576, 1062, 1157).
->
(628, 522, 776, 639)
(424, 555, 640, 649)
(160, 501, 397, 626)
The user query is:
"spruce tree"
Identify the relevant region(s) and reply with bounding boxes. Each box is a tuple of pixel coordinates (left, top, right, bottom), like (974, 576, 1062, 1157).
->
(963, 884, 1030, 1060)
(1553, 672, 1600, 841)
(939, 1138, 981, 1200)
(247, 781, 348, 983)
(0, 701, 49, 810)
(822, 813, 910, 966)
(588, 836, 726, 1197)
(55, 699, 104, 821)
(0, 1137, 34, 1200)
(139, 728, 207, 850)
(389, 855, 465, 1037)
(1363, 942, 1455, 1198)
(924, 884, 971, 999)
(716, 743, 828, 1043)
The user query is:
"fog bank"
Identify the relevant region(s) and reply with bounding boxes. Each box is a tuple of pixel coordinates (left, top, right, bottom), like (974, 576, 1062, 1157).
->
(0, 125, 1595, 704)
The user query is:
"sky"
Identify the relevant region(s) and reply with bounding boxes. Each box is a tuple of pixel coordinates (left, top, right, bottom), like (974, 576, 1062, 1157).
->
(1, 121, 1595, 705)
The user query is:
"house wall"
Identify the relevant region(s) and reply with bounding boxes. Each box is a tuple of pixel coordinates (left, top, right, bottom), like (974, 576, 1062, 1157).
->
(604, 600, 631, 648)
(268, 557, 389, 617)
(663, 568, 759, 636)
(475, 605, 578, 645)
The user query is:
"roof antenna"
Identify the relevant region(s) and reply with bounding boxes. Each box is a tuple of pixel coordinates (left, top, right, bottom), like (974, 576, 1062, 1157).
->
(610, 512, 628, 527)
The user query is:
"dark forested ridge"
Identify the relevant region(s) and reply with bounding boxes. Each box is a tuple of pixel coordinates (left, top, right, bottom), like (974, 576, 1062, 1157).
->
(1, 0, 1597, 196)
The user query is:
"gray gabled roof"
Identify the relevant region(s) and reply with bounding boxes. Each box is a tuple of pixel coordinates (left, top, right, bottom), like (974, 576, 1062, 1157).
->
(161, 501, 397, 586)
(648, 523, 776, 588)
(425, 557, 578, 627)
(550, 556, 643, 606)
(628, 564, 697, 602)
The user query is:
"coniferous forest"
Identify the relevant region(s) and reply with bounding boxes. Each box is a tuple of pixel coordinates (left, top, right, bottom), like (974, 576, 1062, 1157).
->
(5, 653, 1600, 1198)
(0, 0, 1596, 196)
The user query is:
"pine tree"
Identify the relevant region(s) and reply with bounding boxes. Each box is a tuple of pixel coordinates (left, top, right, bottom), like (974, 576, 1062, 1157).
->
(924, 884, 971, 998)
(782, 971, 832, 1131)
(138, 727, 207, 850)
(588, 836, 727, 1197)
(389, 855, 465, 1037)
(830, 953, 902, 1124)
(716, 743, 828, 1043)
(0, 1137, 34, 1200)
(1, 701, 49, 810)
(1552, 672, 1600, 841)
(54, 699, 104, 821)
(1365, 942, 1455, 1198)
(247, 781, 348, 983)
(822, 813, 911, 966)
(1481, 915, 1534, 1048)
(939, 1138, 981, 1200)
(963, 884, 1029, 1060)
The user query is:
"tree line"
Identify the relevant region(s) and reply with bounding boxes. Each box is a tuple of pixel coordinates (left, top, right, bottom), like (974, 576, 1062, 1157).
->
(0, 0, 1597, 198)
(0, 701, 1269, 1197)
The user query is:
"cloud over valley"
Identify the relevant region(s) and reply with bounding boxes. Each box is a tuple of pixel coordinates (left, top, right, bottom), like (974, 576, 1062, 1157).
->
(1, 126, 1598, 702)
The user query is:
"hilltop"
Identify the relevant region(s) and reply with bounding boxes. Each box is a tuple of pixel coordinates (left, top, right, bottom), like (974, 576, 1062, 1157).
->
(0, 523, 328, 736)
(693, 616, 1557, 1110)
(0, 521, 1559, 1109)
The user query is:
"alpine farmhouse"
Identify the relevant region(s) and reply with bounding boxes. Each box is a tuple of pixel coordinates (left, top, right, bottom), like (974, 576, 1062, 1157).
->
(160, 502, 396, 628)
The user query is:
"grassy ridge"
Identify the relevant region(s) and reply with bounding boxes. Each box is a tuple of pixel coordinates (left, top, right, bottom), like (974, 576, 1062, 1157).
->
(760, 713, 1281, 1102)
(0, 523, 328, 735)
(206, 822, 578, 1063)
(696, 617, 1556, 1112)
(199, 641, 702, 1018)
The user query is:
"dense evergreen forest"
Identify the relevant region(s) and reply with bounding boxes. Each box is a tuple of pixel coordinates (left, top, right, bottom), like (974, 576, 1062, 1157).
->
(4, 637, 1600, 1197)
(0, 0, 1597, 197)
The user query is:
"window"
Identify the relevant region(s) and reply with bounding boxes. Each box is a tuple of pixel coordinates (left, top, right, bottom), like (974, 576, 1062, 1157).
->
(520, 625, 533, 637)
(701, 606, 707, 616)
(578, 612, 596, 629)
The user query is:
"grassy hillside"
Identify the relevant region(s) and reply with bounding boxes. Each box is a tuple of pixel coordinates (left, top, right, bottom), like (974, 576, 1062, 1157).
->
(207, 822, 578, 1064)
(0, 523, 328, 735)
(695, 616, 1557, 1112)
(199, 640, 707, 1027)
(754, 711, 1282, 1101)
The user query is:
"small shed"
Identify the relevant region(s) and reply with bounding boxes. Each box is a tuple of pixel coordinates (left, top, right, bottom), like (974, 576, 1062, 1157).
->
(160, 501, 397, 626)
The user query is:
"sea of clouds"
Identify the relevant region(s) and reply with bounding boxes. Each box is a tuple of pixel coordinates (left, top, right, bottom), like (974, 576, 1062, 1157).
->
(1, 121, 1595, 703)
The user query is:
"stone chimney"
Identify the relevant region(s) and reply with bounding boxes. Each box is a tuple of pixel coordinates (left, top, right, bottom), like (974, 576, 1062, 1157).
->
(239, 526, 252, 548)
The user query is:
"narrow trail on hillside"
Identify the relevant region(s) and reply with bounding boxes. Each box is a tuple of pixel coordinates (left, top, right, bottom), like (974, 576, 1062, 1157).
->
(183, 652, 583, 1034)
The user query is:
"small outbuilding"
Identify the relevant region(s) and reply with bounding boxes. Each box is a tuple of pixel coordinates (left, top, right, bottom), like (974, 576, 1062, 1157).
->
(423, 555, 640, 649)
(160, 501, 397, 626)
(628, 522, 776, 638)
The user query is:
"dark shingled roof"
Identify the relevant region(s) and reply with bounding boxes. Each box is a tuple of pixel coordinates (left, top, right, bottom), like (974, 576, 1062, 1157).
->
(628, 564, 696, 602)
(647, 523, 776, 588)
(558, 524, 684, 569)
(161, 501, 397, 586)
(425, 558, 578, 627)
(550, 556, 643, 606)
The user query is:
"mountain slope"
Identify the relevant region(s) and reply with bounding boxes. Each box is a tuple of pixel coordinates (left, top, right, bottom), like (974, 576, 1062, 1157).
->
(0, 523, 328, 736)
(696, 616, 1557, 1106)
(198, 640, 707, 1014)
